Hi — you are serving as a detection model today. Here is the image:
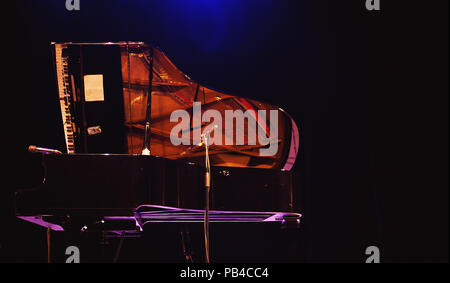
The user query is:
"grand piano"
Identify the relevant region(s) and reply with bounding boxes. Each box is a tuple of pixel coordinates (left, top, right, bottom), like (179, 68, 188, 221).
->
(15, 42, 301, 262)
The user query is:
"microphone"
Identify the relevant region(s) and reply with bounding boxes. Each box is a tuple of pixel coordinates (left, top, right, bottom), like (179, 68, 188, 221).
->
(202, 124, 219, 136)
(180, 125, 218, 156)
(28, 145, 63, 155)
(196, 124, 219, 146)
(201, 124, 219, 142)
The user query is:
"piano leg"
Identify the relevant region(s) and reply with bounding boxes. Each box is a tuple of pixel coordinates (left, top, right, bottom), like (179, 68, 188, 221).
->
(47, 227, 51, 263)
(180, 224, 193, 263)
(113, 232, 126, 263)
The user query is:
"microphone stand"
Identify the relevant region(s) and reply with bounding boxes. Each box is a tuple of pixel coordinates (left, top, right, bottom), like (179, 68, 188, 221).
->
(203, 132, 211, 263)
(142, 46, 154, 156)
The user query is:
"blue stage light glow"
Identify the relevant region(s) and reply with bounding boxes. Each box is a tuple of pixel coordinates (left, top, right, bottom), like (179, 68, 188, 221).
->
(157, 0, 274, 54)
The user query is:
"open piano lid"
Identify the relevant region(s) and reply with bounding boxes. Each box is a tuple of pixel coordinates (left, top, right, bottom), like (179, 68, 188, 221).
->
(52, 42, 299, 170)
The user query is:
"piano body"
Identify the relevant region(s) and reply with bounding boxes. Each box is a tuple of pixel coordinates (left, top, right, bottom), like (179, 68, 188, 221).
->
(15, 42, 301, 260)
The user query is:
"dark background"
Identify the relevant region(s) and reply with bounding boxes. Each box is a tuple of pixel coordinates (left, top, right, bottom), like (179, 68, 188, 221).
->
(1, 0, 448, 262)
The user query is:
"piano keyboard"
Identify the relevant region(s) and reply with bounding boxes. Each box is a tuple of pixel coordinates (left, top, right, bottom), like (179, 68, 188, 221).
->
(54, 44, 76, 154)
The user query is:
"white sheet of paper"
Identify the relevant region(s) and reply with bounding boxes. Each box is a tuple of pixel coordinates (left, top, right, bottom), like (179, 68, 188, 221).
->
(84, 74, 104, 102)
